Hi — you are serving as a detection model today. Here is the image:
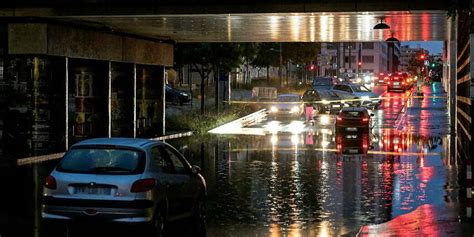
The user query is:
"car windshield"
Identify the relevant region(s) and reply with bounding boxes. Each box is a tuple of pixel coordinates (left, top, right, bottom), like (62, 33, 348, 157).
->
(278, 96, 300, 102)
(56, 147, 145, 174)
(351, 85, 370, 92)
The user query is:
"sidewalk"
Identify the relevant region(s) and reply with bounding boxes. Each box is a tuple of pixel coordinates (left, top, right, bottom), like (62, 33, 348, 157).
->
(396, 82, 449, 135)
(357, 204, 473, 236)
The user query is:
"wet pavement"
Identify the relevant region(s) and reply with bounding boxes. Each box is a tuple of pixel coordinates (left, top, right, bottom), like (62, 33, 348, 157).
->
(0, 83, 472, 236)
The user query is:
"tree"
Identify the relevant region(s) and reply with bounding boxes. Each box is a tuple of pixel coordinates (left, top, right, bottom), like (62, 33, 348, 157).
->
(208, 43, 244, 111)
(176, 43, 244, 113)
(252, 43, 279, 83)
(282, 43, 321, 84)
(240, 43, 258, 84)
(178, 43, 213, 114)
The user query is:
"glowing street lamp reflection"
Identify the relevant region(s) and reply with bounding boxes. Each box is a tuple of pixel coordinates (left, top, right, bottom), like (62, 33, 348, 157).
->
(289, 121, 305, 134)
(271, 134, 278, 146)
(319, 115, 331, 125)
(266, 121, 281, 134)
(291, 134, 300, 146)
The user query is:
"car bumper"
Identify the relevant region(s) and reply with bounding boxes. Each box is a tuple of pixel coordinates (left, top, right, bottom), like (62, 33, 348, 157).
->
(42, 197, 155, 224)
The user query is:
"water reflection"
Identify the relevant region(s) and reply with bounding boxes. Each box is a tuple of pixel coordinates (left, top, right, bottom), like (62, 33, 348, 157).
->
(166, 127, 455, 236)
(0, 128, 461, 236)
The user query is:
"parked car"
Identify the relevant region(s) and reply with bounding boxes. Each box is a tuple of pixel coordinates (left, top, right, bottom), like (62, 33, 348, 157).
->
(387, 74, 409, 92)
(166, 84, 192, 105)
(302, 89, 345, 114)
(42, 138, 207, 235)
(376, 72, 389, 85)
(312, 77, 339, 90)
(331, 83, 381, 109)
(335, 107, 374, 133)
(268, 94, 304, 119)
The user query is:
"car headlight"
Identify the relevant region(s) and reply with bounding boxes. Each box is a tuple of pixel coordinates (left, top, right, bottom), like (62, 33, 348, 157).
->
(361, 96, 370, 101)
(290, 106, 300, 113)
(322, 100, 330, 105)
(270, 106, 278, 113)
(180, 92, 189, 96)
(364, 76, 371, 83)
(356, 78, 362, 83)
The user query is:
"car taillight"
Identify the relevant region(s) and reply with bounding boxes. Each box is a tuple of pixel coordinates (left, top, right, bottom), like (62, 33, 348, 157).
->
(336, 116, 343, 121)
(402, 82, 406, 85)
(387, 81, 391, 85)
(131, 178, 156, 193)
(44, 175, 57, 190)
(362, 117, 369, 122)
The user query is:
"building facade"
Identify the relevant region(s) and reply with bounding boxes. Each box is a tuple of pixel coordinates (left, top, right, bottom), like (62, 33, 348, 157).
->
(399, 45, 430, 72)
(319, 42, 400, 76)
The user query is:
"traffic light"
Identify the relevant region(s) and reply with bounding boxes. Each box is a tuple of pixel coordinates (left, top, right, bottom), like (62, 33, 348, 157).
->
(419, 54, 426, 60)
(358, 61, 362, 66)
(309, 64, 315, 71)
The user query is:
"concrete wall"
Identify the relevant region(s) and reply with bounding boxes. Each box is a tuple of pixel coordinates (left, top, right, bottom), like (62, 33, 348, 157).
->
(8, 23, 173, 66)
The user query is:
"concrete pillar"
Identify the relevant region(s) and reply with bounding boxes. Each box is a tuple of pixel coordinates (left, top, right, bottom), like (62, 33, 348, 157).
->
(448, 16, 457, 134)
(158, 66, 166, 136)
(65, 57, 69, 149)
(133, 63, 137, 138)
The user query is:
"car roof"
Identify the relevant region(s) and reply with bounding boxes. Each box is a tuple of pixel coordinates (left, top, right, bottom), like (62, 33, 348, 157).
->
(72, 137, 161, 149)
(335, 82, 358, 86)
(278, 94, 300, 97)
(340, 107, 368, 112)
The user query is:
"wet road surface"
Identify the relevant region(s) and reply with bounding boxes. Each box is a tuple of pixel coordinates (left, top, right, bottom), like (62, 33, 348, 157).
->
(0, 83, 471, 236)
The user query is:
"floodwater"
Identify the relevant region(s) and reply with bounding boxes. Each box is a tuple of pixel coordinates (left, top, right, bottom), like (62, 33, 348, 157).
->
(0, 83, 468, 236)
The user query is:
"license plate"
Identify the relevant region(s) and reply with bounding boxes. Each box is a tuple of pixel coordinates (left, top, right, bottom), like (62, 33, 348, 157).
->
(346, 127, 357, 132)
(332, 104, 340, 108)
(393, 82, 400, 85)
(75, 187, 112, 195)
(349, 149, 359, 154)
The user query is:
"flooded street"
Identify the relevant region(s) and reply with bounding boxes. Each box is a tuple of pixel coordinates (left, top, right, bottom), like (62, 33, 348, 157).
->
(0, 84, 469, 236)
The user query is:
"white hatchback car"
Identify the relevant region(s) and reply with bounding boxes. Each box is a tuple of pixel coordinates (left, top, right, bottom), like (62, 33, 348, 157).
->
(42, 138, 206, 236)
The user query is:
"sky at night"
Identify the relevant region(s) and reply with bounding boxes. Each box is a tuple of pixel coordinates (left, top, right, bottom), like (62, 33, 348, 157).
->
(401, 41, 443, 55)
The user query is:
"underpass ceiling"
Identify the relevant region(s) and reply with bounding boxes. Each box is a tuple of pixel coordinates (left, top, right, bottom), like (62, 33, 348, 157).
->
(53, 11, 449, 42)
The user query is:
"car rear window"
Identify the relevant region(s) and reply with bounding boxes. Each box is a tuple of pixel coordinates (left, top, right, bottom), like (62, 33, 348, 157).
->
(342, 111, 364, 117)
(56, 147, 145, 174)
(313, 78, 334, 86)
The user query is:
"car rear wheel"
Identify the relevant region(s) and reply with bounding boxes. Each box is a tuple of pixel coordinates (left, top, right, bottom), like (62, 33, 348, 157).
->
(192, 193, 207, 237)
(150, 210, 165, 237)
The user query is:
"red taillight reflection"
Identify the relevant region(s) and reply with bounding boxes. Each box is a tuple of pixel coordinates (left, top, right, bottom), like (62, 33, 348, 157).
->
(131, 179, 156, 193)
(44, 175, 57, 190)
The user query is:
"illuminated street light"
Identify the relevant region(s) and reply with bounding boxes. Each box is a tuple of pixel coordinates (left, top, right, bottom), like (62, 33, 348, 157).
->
(373, 18, 390, 30)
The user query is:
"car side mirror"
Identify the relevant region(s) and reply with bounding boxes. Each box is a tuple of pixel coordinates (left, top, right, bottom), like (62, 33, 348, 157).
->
(192, 165, 202, 175)
(370, 113, 375, 117)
